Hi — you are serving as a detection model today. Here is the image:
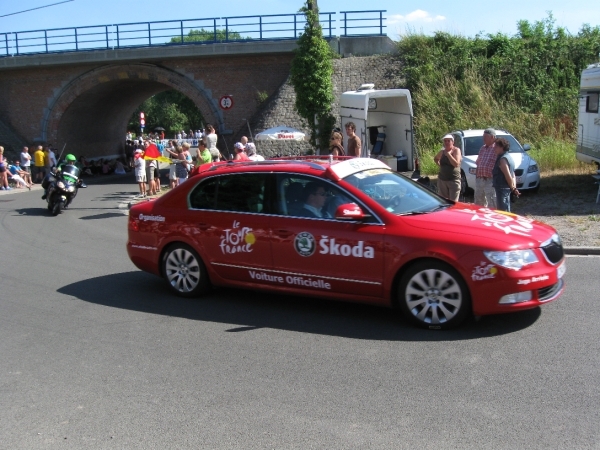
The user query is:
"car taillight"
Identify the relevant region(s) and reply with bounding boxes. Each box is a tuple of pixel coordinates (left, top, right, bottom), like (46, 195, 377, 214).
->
(128, 214, 139, 232)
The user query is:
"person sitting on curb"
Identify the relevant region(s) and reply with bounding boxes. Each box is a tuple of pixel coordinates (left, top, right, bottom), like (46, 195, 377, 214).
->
(0, 146, 12, 191)
(8, 161, 32, 190)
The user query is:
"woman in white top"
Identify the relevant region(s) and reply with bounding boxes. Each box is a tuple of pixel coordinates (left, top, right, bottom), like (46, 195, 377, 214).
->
(205, 124, 220, 161)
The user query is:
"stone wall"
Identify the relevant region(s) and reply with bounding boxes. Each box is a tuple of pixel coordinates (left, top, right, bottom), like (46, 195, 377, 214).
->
(245, 53, 404, 157)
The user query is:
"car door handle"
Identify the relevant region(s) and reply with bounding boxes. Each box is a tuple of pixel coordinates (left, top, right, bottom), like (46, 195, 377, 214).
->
(197, 222, 211, 230)
(275, 229, 293, 238)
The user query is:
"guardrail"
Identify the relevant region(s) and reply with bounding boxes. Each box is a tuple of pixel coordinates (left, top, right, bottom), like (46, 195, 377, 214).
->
(0, 10, 386, 57)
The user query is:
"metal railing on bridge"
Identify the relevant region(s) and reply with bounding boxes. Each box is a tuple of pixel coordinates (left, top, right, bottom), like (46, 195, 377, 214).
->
(0, 10, 386, 57)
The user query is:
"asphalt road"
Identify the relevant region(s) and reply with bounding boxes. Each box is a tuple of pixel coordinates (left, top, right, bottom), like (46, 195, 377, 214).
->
(1, 176, 599, 449)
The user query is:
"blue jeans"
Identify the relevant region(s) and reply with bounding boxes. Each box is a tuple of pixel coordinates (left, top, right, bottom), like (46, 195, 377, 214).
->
(495, 187, 511, 211)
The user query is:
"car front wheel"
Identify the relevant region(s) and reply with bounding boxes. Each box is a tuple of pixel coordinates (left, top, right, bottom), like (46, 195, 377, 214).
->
(398, 261, 471, 329)
(162, 244, 210, 297)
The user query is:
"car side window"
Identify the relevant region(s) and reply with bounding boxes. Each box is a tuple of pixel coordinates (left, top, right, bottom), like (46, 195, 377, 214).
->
(452, 134, 462, 152)
(464, 136, 484, 156)
(275, 174, 366, 220)
(189, 177, 218, 209)
(189, 173, 268, 213)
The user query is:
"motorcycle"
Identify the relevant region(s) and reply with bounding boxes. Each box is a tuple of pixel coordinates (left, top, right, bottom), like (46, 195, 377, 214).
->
(42, 165, 87, 216)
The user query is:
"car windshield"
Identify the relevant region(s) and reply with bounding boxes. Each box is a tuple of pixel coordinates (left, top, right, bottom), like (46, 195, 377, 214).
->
(464, 135, 524, 156)
(345, 168, 450, 215)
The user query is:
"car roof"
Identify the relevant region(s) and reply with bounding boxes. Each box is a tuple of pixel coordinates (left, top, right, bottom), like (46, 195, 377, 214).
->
(192, 157, 391, 181)
(450, 129, 511, 138)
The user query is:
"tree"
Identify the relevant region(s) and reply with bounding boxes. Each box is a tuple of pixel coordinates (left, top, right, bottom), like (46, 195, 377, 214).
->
(128, 90, 205, 137)
(170, 28, 243, 44)
(290, 0, 335, 152)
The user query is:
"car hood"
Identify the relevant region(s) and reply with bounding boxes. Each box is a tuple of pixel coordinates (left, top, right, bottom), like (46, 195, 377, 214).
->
(402, 203, 557, 249)
(464, 152, 530, 169)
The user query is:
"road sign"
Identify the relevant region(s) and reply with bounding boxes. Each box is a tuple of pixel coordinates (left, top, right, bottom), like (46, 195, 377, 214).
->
(219, 95, 234, 110)
(140, 119, 146, 126)
(140, 112, 145, 119)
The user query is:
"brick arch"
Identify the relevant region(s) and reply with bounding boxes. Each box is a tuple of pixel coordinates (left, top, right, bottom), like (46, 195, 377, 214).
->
(42, 63, 222, 157)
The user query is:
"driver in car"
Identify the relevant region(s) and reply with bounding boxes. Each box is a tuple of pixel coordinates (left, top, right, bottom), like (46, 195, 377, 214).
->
(297, 182, 330, 219)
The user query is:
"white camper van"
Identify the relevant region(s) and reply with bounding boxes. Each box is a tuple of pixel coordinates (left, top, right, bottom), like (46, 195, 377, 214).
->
(339, 84, 414, 171)
(577, 64, 600, 167)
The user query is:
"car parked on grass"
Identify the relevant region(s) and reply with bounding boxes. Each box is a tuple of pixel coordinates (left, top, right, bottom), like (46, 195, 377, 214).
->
(450, 129, 541, 193)
(127, 157, 564, 329)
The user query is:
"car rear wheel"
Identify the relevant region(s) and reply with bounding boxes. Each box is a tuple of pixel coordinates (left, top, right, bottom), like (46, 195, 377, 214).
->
(398, 261, 471, 329)
(162, 244, 210, 297)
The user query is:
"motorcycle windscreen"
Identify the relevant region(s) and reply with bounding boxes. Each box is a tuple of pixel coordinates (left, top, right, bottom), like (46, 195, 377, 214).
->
(61, 165, 80, 179)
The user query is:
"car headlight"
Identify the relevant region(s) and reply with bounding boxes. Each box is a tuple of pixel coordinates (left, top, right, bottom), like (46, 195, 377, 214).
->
(527, 164, 539, 173)
(484, 249, 538, 270)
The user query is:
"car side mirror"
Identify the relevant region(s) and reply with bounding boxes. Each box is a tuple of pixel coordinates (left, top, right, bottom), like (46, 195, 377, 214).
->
(334, 203, 370, 220)
(523, 144, 531, 151)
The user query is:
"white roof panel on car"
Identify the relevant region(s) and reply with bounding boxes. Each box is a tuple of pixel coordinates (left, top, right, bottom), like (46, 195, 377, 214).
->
(329, 158, 391, 179)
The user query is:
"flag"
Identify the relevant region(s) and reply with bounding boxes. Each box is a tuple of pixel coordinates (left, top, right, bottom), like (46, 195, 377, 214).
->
(143, 143, 172, 164)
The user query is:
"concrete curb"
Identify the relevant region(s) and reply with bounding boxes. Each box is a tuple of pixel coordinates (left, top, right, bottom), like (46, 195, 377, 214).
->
(564, 246, 600, 255)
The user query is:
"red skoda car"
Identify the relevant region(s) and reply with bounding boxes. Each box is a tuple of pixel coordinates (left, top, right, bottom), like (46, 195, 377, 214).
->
(127, 158, 565, 329)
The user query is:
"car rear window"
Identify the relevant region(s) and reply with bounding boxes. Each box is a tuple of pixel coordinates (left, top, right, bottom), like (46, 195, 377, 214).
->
(189, 173, 267, 213)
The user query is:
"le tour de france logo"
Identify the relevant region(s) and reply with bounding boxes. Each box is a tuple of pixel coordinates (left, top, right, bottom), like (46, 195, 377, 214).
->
(220, 221, 256, 254)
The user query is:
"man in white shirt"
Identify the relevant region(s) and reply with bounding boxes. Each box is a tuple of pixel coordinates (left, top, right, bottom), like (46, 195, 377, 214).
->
(20, 147, 32, 174)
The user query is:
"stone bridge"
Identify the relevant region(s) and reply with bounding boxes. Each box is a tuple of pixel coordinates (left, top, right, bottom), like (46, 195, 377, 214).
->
(0, 36, 394, 158)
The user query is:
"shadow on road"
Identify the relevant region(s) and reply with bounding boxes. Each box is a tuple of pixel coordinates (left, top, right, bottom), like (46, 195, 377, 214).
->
(13, 207, 51, 216)
(58, 271, 541, 341)
(79, 212, 127, 220)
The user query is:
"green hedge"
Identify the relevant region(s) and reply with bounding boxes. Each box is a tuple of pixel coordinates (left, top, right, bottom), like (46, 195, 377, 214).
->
(397, 15, 600, 172)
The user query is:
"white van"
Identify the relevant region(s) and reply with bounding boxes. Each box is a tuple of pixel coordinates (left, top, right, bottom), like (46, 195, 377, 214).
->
(339, 84, 414, 171)
(577, 64, 600, 167)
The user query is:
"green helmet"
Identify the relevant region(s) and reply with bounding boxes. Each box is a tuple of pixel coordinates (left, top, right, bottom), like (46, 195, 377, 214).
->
(65, 154, 76, 162)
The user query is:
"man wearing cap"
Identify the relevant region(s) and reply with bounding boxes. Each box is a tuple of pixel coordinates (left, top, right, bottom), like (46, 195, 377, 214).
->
(233, 142, 249, 161)
(475, 128, 497, 207)
(434, 134, 462, 201)
(246, 143, 264, 161)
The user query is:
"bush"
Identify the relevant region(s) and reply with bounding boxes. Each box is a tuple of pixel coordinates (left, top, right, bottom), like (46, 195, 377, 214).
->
(397, 15, 600, 174)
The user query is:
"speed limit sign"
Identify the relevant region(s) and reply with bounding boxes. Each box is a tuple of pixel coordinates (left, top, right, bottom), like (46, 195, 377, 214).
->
(219, 95, 234, 110)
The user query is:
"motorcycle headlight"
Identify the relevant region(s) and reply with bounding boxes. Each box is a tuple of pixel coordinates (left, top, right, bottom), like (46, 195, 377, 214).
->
(67, 185, 75, 193)
(527, 164, 539, 173)
(57, 181, 65, 189)
(484, 249, 538, 270)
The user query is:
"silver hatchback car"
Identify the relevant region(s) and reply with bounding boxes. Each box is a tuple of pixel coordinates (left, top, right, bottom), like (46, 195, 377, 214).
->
(450, 129, 541, 193)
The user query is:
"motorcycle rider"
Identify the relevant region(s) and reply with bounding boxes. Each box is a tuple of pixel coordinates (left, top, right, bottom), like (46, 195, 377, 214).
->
(41, 153, 78, 200)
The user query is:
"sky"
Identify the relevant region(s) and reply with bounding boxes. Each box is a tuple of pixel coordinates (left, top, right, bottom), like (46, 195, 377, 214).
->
(0, 0, 598, 38)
